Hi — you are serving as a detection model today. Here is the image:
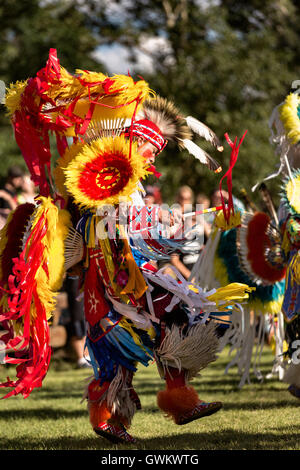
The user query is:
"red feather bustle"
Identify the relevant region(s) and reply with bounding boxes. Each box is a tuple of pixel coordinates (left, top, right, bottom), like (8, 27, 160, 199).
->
(0, 209, 52, 399)
(246, 212, 286, 283)
(0, 203, 35, 286)
(11, 50, 62, 196)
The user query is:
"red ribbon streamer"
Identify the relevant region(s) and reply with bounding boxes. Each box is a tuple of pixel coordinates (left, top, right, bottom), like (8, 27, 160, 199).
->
(147, 164, 162, 179)
(219, 130, 247, 222)
(0, 208, 52, 399)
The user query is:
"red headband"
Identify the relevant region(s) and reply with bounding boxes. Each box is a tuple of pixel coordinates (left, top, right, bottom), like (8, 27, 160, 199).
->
(127, 119, 167, 153)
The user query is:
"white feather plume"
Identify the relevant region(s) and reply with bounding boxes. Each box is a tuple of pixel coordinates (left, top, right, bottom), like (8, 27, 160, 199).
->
(182, 138, 222, 172)
(185, 116, 223, 151)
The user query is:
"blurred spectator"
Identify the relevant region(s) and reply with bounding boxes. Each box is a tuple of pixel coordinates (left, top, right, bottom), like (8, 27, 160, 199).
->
(0, 165, 24, 229)
(176, 185, 194, 213)
(144, 191, 155, 206)
(196, 192, 210, 210)
(210, 188, 229, 208)
(167, 185, 206, 280)
(144, 185, 162, 205)
(66, 275, 90, 368)
(196, 192, 212, 242)
(210, 188, 245, 213)
(58, 275, 91, 368)
(18, 174, 37, 204)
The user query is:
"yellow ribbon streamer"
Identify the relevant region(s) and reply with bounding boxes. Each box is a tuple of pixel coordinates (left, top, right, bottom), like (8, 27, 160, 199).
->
(207, 283, 256, 307)
(119, 226, 148, 299)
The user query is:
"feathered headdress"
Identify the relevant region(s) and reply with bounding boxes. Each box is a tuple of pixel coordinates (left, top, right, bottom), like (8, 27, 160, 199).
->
(5, 49, 158, 212)
(5, 49, 153, 204)
(281, 168, 300, 216)
(252, 92, 300, 192)
(133, 96, 223, 173)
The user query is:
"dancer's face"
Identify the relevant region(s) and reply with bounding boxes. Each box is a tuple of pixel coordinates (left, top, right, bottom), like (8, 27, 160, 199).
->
(137, 138, 158, 165)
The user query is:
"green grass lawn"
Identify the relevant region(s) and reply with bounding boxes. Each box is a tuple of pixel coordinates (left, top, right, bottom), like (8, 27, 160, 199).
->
(0, 346, 299, 450)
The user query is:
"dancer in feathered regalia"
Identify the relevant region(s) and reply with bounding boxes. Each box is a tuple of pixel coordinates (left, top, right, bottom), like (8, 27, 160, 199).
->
(267, 92, 300, 398)
(0, 49, 253, 444)
(190, 177, 287, 387)
(191, 90, 300, 390)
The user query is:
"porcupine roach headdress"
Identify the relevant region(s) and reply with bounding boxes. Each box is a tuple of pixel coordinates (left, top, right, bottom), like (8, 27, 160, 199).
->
(0, 48, 153, 399)
(131, 95, 224, 173)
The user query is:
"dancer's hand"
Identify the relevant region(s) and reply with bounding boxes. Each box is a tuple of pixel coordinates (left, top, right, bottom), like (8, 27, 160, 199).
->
(158, 208, 177, 226)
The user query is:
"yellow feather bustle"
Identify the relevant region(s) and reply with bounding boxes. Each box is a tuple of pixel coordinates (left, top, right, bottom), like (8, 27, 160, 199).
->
(53, 142, 85, 200)
(281, 228, 291, 257)
(284, 172, 300, 214)
(6, 59, 153, 138)
(287, 251, 300, 287)
(26, 197, 71, 321)
(279, 93, 300, 145)
(214, 210, 242, 231)
(45, 68, 154, 133)
(5, 80, 29, 116)
(48, 209, 72, 291)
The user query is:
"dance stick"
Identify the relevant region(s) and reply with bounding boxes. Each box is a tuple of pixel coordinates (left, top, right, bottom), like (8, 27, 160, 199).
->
(182, 205, 225, 218)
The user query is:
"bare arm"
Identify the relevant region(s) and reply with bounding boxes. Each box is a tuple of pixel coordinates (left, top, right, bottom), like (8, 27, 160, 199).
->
(170, 253, 191, 280)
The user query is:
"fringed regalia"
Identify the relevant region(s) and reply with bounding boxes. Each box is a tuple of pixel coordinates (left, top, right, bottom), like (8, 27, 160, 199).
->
(264, 93, 300, 398)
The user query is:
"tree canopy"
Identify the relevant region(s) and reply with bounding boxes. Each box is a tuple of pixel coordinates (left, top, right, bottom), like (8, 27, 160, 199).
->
(0, 0, 102, 178)
(1, 0, 299, 205)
